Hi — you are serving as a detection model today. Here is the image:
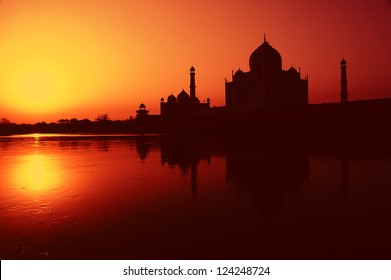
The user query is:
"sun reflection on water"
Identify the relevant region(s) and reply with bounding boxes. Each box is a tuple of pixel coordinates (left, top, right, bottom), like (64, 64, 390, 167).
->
(12, 153, 63, 193)
(32, 133, 41, 146)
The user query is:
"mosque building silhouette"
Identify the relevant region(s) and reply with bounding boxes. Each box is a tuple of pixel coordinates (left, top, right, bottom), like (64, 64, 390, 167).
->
(159, 66, 210, 117)
(225, 36, 308, 110)
(137, 36, 316, 118)
(135, 36, 391, 135)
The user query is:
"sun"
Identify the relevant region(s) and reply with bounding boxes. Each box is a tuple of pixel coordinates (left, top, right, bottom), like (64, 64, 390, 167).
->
(18, 69, 58, 103)
(6, 62, 66, 114)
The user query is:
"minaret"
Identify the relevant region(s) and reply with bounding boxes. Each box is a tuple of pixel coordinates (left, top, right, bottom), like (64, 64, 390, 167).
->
(340, 59, 348, 103)
(190, 66, 196, 100)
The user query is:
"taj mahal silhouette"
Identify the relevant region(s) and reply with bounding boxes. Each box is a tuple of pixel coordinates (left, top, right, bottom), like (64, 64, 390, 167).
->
(136, 36, 356, 119)
(133, 36, 391, 136)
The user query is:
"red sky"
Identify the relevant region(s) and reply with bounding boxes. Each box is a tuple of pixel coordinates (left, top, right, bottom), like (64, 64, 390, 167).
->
(0, 0, 390, 123)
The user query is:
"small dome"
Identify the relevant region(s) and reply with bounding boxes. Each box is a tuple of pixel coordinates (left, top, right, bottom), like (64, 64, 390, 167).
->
(288, 66, 298, 73)
(235, 69, 244, 76)
(160, 97, 164, 102)
(249, 41, 282, 72)
(341, 58, 347, 65)
(139, 103, 146, 109)
(177, 89, 190, 103)
(207, 97, 210, 102)
(190, 66, 195, 72)
(167, 94, 177, 103)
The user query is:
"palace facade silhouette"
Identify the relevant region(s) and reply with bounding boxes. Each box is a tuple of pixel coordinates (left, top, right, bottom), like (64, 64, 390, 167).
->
(225, 37, 308, 109)
(159, 66, 210, 117)
(132, 36, 391, 137)
(139, 37, 310, 118)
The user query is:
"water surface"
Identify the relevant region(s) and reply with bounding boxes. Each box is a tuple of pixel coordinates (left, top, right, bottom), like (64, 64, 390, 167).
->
(1, 134, 390, 259)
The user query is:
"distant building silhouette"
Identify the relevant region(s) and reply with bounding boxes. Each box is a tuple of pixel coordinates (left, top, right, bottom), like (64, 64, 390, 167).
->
(136, 103, 149, 119)
(340, 59, 348, 103)
(225, 37, 308, 109)
(160, 66, 210, 117)
(128, 35, 391, 137)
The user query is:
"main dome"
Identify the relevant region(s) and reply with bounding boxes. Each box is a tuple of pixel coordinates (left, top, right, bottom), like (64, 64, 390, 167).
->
(249, 41, 282, 72)
(177, 89, 190, 103)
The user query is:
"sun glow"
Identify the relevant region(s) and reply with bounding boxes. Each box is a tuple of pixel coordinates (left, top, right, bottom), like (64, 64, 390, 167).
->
(12, 153, 63, 193)
(0, 0, 390, 123)
(8, 64, 64, 113)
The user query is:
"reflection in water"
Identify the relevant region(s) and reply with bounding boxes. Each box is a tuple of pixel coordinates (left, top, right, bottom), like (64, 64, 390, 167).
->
(226, 143, 309, 219)
(0, 134, 391, 259)
(160, 136, 211, 198)
(136, 139, 149, 161)
(12, 153, 62, 193)
(32, 133, 40, 146)
(341, 156, 349, 200)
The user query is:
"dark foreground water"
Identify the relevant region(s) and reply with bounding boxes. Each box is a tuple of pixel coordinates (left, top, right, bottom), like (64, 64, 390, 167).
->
(0, 133, 390, 259)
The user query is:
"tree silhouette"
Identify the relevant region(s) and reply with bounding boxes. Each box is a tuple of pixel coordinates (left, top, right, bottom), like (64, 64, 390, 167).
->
(1, 118, 12, 124)
(96, 114, 110, 122)
(58, 119, 70, 124)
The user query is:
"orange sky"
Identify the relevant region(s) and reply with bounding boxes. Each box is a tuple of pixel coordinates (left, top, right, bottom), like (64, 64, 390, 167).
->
(0, 0, 390, 123)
